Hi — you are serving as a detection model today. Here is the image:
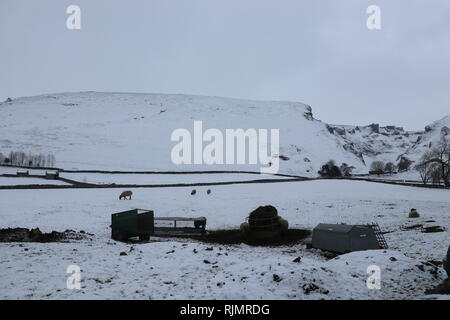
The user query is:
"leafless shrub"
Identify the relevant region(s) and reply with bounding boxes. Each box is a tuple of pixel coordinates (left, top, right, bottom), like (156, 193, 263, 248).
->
(384, 162, 396, 174)
(370, 161, 385, 174)
(417, 137, 450, 187)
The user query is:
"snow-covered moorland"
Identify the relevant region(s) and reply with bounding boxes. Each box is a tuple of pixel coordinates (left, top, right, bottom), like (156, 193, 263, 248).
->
(1, 92, 448, 176)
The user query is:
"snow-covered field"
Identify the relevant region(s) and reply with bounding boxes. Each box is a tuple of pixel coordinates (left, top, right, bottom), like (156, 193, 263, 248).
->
(1, 180, 449, 300)
(365, 171, 422, 182)
(59, 172, 295, 185)
(0, 177, 69, 186)
(0, 167, 48, 176)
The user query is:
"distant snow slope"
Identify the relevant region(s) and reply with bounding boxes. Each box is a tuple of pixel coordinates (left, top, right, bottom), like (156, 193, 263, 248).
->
(0, 92, 448, 176)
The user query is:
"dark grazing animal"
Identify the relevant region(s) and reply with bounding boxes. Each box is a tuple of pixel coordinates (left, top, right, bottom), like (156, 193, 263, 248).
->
(119, 190, 132, 200)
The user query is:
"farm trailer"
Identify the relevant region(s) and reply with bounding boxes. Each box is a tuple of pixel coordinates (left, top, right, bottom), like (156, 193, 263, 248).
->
(111, 209, 154, 241)
(111, 209, 207, 241)
(312, 223, 388, 254)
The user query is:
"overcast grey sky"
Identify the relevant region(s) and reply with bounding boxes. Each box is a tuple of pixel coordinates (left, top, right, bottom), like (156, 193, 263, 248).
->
(1, 0, 449, 130)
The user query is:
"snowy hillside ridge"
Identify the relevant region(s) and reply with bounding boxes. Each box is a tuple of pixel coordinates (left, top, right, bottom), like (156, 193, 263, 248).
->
(0, 92, 448, 176)
(327, 116, 450, 165)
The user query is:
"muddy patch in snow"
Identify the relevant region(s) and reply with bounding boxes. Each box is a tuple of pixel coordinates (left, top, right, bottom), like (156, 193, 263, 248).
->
(421, 226, 446, 233)
(185, 228, 311, 246)
(401, 224, 446, 233)
(0, 228, 92, 243)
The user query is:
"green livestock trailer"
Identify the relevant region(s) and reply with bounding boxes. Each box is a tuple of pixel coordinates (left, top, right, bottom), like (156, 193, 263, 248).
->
(111, 209, 154, 241)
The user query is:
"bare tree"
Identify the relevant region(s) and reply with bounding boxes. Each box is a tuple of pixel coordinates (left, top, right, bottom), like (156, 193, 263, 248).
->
(370, 161, 385, 174)
(2, 150, 56, 168)
(9, 151, 16, 165)
(397, 156, 412, 172)
(384, 162, 396, 174)
(47, 153, 56, 167)
(420, 137, 450, 187)
(318, 160, 342, 177)
(340, 163, 355, 177)
(39, 153, 46, 167)
(415, 156, 438, 185)
(16, 151, 25, 166)
(431, 166, 442, 185)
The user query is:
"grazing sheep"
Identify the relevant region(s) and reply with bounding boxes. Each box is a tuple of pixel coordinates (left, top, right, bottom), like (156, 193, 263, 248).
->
(119, 190, 132, 200)
(191, 189, 196, 195)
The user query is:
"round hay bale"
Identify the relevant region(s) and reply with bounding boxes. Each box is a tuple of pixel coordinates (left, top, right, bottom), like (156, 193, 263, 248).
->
(191, 189, 197, 195)
(249, 205, 278, 220)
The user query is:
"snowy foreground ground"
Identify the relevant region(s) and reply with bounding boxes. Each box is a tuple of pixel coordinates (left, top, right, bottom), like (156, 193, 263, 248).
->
(0, 180, 449, 300)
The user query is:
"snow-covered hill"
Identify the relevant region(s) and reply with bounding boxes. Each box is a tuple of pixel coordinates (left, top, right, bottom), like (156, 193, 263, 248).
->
(327, 116, 450, 171)
(0, 92, 448, 176)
